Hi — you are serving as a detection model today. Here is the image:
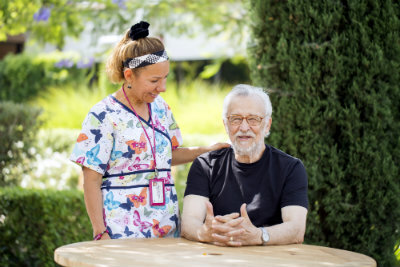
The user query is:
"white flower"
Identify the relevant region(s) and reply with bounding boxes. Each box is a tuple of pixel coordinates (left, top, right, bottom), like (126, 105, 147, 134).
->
(15, 141, 24, 149)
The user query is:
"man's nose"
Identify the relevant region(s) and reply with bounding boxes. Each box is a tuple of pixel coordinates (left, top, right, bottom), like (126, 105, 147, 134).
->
(239, 118, 250, 131)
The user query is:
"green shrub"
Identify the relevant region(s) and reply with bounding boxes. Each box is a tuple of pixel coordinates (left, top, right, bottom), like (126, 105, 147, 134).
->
(0, 54, 48, 102)
(0, 101, 42, 186)
(248, 1, 400, 266)
(16, 129, 81, 190)
(37, 128, 80, 154)
(169, 57, 251, 85)
(0, 52, 93, 103)
(0, 188, 91, 267)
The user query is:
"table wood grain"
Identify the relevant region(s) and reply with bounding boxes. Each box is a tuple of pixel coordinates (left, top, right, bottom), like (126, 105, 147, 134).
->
(54, 238, 376, 267)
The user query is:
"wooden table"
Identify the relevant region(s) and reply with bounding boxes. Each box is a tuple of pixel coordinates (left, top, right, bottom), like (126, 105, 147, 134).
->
(54, 238, 376, 267)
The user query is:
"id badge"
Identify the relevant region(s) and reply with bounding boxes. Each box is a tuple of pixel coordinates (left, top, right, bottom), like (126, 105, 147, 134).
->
(149, 178, 165, 206)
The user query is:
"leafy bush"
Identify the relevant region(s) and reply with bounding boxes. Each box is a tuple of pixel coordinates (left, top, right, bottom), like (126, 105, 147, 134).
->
(0, 54, 48, 102)
(37, 128, 80, 154)
(169, 56, 250, 85)
(0, 187, 91, 267)
(248, 1, 400, 266)
(0, 52, 94, 103)
(0, 101, 42, 186)
(17, 129, 81, 190)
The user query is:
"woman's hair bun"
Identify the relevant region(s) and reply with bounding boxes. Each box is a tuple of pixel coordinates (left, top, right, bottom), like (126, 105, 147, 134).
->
(129, 21, 150, 41)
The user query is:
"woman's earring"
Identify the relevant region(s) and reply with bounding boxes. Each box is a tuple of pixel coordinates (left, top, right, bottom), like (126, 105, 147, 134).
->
(127, 84, 132, 89)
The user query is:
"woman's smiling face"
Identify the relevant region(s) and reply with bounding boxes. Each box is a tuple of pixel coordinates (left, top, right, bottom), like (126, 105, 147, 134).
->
(128, 61, 169, 104)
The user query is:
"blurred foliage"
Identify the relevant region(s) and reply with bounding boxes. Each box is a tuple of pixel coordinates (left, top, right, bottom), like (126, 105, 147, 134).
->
(0, 52, 95, 103)
(37, 128, 79, 153)
(0, 53, 50, 102)
(13, 128, 81, 190)
(34, 84, 106, 129)
(1, 0, 248, 50)
(35, 78, 231, 137)
(0, 0, 84, 47)
(171, 56, 250, 85)
(162, 79, 231, 135)
(0, 187, 91, 267)
(249, 0, 400, 266)
(0, 101, 42, 187)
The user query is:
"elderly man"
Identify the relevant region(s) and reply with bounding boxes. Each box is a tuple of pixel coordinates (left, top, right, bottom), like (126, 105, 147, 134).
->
(181, 84, 308, 246)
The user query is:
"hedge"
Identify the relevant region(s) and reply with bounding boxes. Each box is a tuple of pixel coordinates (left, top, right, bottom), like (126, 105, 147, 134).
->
(0, 102, 42, 186)
(0, 188, 91, 267)
(0, 53, 93, 103)
(248, 1, 400, 266)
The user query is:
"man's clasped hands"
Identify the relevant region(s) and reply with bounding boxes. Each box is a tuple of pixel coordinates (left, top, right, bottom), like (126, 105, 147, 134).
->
(199, 202, 262, 247)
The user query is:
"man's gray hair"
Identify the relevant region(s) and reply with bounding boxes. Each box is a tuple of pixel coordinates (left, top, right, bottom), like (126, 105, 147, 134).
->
(222, 84, 273, 120)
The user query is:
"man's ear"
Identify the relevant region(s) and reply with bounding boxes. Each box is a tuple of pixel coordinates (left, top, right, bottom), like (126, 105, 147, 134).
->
(223, 119, 229, 134)
(265, 117, 272, 135)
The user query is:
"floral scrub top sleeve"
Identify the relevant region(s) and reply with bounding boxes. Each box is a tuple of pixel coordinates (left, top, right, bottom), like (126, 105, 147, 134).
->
(70, 95, 183, 240)
(70, 103, 114, 175)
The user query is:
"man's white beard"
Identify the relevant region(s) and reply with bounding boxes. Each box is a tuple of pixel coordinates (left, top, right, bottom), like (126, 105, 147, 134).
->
(231, 131, 265, 158)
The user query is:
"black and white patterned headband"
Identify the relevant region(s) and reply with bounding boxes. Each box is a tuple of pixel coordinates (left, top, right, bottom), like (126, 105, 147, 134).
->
(123, 50, 169, 69)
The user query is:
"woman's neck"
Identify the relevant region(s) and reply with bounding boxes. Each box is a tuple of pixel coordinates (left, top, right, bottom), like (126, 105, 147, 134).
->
(115, 87, 149, 120)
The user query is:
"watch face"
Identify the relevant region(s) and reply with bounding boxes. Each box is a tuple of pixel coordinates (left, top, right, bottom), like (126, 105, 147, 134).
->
(262, 228, 270, 243)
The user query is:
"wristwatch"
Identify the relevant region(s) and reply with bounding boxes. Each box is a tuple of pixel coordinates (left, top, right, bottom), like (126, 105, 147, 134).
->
(259, 227, 270, 245)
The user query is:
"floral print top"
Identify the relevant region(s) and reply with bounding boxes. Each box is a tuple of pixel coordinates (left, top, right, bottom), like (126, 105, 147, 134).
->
(70, 95, 183, 239)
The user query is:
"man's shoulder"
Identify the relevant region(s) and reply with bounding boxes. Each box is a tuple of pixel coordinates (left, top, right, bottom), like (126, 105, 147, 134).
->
(200, 147, 231, 159)
(268, 145, 303, 165)
(197, 147, 232, 165)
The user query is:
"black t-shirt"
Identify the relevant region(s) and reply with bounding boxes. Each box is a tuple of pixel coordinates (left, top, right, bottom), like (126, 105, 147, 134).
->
(184, 145, 308, 227)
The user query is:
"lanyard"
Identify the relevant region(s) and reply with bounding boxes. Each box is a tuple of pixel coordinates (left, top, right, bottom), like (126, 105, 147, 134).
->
(122, 86, 158, 177)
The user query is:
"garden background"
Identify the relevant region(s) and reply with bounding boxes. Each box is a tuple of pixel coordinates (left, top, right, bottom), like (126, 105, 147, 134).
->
(0, 1, 399, 267)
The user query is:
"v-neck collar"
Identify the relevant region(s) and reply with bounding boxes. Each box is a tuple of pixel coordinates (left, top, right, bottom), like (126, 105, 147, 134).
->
(110, 95, 152, 124)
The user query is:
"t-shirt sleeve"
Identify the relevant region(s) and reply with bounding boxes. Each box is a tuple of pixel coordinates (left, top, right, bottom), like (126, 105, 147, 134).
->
(184, 157, 211, 198)
(69, 108, 113, 175)
(280, 159, 309, 209)
(164, 102, 183, 151)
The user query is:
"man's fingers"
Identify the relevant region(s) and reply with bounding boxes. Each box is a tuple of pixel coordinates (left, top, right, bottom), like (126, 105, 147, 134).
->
(225, 217, 244, 227)
(212, 218, 243, 233)
(215, 212, 240, 223)
(205, 201, 214, 219)
(227, 240, 242, 247)
(226, 229, 245, 237)
(240, 203, 249, 219)
(213, 241, 242, 247)
(211, 233, 243, 247)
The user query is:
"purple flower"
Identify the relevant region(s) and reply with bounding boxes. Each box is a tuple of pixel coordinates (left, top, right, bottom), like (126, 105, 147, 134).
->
(54, 59, 74, 68)
(33, 7, 51, 22)
(112, 0, 126, 9)
(77, 57, 95, 69)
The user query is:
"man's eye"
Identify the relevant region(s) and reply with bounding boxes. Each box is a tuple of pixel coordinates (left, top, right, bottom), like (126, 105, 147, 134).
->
(231, 117, 242, 123)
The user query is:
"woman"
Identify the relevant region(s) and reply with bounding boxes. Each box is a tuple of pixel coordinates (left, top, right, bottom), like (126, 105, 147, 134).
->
(70, 21, 228, 240)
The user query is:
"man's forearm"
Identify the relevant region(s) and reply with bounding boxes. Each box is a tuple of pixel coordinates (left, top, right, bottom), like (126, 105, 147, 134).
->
(181, 217, 209, 242)
(264, 221, 305, 245)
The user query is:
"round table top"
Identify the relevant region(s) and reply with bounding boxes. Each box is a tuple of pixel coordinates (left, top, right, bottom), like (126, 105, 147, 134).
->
(54, 238, 376, 267)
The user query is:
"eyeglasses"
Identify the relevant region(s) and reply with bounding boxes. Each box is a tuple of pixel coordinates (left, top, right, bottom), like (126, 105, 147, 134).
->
(226, 115, 265, 126)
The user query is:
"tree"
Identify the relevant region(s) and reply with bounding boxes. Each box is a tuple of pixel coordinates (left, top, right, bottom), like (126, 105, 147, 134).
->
(248, 1, 400, 266)
(0, 0, 248, 50)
